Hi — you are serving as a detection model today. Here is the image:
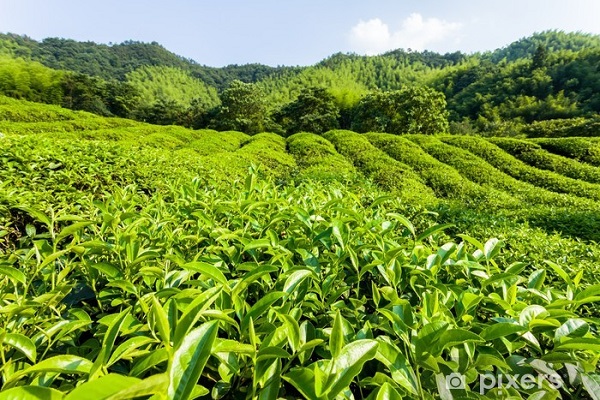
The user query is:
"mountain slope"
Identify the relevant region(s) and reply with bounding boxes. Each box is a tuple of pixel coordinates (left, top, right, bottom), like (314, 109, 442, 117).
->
(1, 30, 600, 132)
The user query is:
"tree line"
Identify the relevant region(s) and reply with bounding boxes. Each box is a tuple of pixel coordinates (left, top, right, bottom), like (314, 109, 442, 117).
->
(1, 30, 599, 136)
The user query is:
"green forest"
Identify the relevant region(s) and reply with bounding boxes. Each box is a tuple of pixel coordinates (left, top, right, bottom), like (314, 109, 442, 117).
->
(1, 30, 600, 137)
(1, 30, 600, 400)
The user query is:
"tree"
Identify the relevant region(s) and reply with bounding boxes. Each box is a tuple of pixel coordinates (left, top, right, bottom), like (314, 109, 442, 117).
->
(105, 80, 140, 118)
(210, 80, 268, 134)
(273, 87, 340, 135)
(134, 96, 193, 126)
(532, 44, 548, 70)
(178, 98, 216, 129)
(61, 72, 111, 115)
(351, 87, 449, 135)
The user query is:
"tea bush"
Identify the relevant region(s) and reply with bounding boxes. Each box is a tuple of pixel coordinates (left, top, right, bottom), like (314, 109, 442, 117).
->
(489, 137, 600, 184)
(286, 132, 358, 182)
(533, 137, 600, 167)
(1, 98, 600, 398)
(443, 136, 600, 202)
(1, 173, 599, 399)
(323, 130, 437, 205)
(365, 133, 519, 208)
(406, 135, 595, 209)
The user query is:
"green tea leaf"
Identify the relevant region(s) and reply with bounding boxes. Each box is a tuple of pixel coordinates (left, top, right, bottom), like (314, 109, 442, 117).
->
(181, 261, 228, 286)
(437, 329, 484, 352)
(330, 311, 344, 358)
(174, 286, 221, 347)
(130, 349, 169, 377)
(555, 319, 589, 342)
(105, 373, 169, 400)
(555, 338, 600, 352)
(283, 269, 312, 295)
(6, 355, 93, 387)
(544, 260, 572, 287)
(283, 367, 319, 400)
(375, 338, 419, 396)
(168, 321, 219, 400)
(241, 291, 285, 332)
(64, 374, 141, 400)
(481, 322, 526, 341)
(3, 333, 36, 362)
(56, 221, 93, 243)
(323, 339, 379, 398)
(150, 296, 171, 348)
(582, 373, 600, 400)
(416, 223, 454, 243)
(0, 386, 64, 400)
(0, 265, 26, 286)
(90, 307, 131, 379)
(375, 383, 403, 400)
(483, 238, 503, 261)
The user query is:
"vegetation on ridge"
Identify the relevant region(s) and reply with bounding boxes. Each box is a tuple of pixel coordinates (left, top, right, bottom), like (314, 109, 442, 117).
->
(1, 27, 600, 399)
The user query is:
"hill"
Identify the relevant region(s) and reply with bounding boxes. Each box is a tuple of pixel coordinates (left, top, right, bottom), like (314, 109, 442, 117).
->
(1, 30, 599, 136)
(0, 33, 301, 89)
(486, 30, 600, 62)
(1, 96, 600, 398)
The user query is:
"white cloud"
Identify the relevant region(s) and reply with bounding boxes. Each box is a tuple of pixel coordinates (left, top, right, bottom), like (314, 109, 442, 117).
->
(349, 13, 463, 55)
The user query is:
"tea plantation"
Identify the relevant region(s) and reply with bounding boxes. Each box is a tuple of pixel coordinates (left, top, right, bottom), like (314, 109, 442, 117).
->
(1, 96, 600, 399)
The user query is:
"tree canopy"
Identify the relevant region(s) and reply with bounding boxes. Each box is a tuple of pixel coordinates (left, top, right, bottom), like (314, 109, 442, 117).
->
(351, 87, 450, 135)
(0, 30, 599, 135)
(273, 87, 340, 135)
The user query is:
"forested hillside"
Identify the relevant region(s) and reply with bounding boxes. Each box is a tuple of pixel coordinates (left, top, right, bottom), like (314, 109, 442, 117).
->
(0, 30, 599, 136)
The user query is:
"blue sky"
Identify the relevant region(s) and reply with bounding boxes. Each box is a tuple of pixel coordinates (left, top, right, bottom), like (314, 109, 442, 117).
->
(1, 0, 599, 66)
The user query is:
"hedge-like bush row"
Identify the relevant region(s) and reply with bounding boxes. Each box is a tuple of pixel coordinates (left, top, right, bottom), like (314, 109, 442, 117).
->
(365, 133, 519, 208)
(234, 132, 298, 179)
(533, 137, 600, 167)
(521, 117, 600, 138)
(0, 94, 84, 122)
(407, 135, 597, 209)
(489, 137, 600, 184)
(286, 132, 359, 181)
(442, 135, 600, 202)
(0, 135, 214, 208)
(187, 130, 250, 155)
(0, 117, 140, 135)
(323, 130, 437, 204)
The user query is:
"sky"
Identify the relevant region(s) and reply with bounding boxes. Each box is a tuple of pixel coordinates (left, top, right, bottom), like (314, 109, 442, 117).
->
(1, 0, 599, 67)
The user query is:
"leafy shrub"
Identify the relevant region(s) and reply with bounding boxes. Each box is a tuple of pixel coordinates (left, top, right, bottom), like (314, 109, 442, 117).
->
(533, 137, 600, 166)
(138, 132, 186, 150)
(0, 95, 81, 122)
(286, 132, 358, 181)
(442, 136, 600, 202)
(0, 117, 139, 135)
(186, 130, 249, 156)
(522, 117, 600, 138)
(490, 137, 600, 184)
(366, 133, 519, 207)
(235, 132, 297, 179)
(324, 130, 437, 204)
(2, 97, 600, 398)
(407, 135, 596, 209)
(1, 173, 599, 399)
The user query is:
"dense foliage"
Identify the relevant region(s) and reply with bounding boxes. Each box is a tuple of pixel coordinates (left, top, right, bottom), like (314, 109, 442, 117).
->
(351, 87, 449, 135)
(1, 30, 599, 136)
(1, 28, 600, 398)
(208, 81, 270, 134)
(273, 88, 340, 136)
